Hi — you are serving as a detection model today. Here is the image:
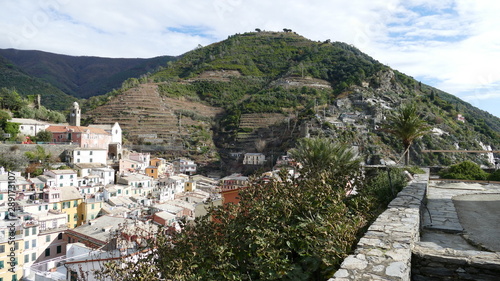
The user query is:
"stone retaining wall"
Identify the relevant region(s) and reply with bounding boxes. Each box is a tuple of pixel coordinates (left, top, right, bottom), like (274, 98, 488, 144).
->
(412, 245, 500, 280)
(0, 143, 78, 160)
(330, 172, 428, 280)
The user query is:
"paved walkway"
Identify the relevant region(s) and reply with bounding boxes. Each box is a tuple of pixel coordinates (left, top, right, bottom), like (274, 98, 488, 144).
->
(421, 181, 500, 252)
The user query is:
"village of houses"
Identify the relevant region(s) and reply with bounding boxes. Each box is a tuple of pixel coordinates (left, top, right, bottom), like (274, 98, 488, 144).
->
(0, 102, 286, 281)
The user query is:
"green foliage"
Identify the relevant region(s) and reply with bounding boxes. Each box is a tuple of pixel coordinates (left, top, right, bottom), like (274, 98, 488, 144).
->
(382, 103, 431, 165)
(0, 150, 27, 171)
(0, 88, 27, 111)
(405, 166, 426, 174)
(3, 122, 20, 140)
(488, 170, 500, 181)
(24, 145, 52, 163)
(96, 163, 409, 281)
(33, 130, 53, 142)
(439, 160, 488, 180)
(289, 137, 360, 177)
(0, 57, 76, 110)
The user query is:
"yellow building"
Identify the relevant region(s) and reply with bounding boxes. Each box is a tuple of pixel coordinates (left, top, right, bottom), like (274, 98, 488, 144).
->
(0, 222, 24, 281)
(185, 180, 197, 192)
(77, 198, 104, 225)
(55, 186, 83, 229)
(145, 165, 159, 179)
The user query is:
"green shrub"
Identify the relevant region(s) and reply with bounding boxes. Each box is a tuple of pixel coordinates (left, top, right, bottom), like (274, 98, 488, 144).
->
(439, 160, 488, 180)
(488, 170, 500, 181)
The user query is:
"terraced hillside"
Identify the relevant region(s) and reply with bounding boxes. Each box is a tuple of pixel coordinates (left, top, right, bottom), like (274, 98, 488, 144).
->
(84, 83, 222, 147)
(237, 113, 297, 149)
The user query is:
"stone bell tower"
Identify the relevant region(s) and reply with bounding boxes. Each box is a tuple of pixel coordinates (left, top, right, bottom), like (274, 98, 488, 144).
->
(69, 102, 81, 126)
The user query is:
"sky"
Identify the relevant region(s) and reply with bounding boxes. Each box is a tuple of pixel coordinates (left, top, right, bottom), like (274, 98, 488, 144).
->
(1, 0, 499, 118)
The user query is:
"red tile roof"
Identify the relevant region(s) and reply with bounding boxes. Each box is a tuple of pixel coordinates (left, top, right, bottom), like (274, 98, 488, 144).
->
(46, 125, 110, 135)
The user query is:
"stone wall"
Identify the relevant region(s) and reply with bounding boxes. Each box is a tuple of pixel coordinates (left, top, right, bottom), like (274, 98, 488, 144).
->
(0, 143, 78, 161)
(412, 245, 500, 280)
(329, 172, 428, 280)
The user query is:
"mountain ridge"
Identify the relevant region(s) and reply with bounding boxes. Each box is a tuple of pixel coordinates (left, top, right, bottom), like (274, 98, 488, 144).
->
(82, 31, 500, 172)
(0, 48, 177, 101)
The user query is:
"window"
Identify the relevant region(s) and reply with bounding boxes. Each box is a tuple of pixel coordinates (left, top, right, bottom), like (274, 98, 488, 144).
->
(32, 227, 36, 235)
(77, 151, 80, 156)
(57, 245, 62, 254)
(24, 254, 29, 263)
(45, 248, 50, 257)
(0, 194, 3, 200)
(60, 175, 63, 179)
(90, 158, 93, 163)
(74, 200, 78, 207)
(25, 241, 29, 249)
(32, 252, 36, 262)
(81, 214, 84, 220)
(90, 151, 93, 155)
(0, 245, 4, 253)
(70, 175, 73, 179)
(46, 235, 50, 242)
(58, 233, 62, 240)
(91, 204, 95, 209)
(25, 229, 29, 237)
(32, 239, 36, 248)
(0, 260, 3, 268)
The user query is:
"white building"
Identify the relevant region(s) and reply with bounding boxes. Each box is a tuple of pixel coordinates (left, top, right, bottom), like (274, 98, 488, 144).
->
(89, 122, 122, 145)
(173, 158, 197, 175)
(43, 170, 78, 187)
(243, 153, 266, 165)
(66, 148, 108, 165)
(10, 118, 50, 137)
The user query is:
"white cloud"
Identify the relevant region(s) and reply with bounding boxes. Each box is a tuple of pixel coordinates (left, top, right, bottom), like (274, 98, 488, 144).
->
(0, 0, 499, 117)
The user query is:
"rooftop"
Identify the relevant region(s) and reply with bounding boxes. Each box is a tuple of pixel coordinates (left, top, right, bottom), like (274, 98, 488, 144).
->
(46, 125, 110, 135)
(60, 186, 84, 201)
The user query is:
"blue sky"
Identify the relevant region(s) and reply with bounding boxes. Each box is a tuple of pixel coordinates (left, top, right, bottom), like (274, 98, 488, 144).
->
(1, 0, 499, 118)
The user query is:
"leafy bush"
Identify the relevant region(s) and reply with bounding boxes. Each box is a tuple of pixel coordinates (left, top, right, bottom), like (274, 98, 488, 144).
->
(439, 160, 488, 180)
(96, 149, 407, 280)
(488, 170, 500, 181)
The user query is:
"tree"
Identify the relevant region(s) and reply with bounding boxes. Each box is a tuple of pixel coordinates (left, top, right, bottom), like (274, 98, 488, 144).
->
(97, 169, 370, 280)
(34, 130, 53, 143)
(3, 122, 19, 140)
(382, 103, 431, 165)
(440, 160, 488, 180)
(25, 145, 52, 163)
(289, 137, 360, 178)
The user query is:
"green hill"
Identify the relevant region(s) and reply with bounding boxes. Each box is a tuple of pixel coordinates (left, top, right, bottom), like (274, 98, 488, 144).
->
(0, 48, 177, 100)
(83, 31, 500, 171)
(0, 55, 76, 110)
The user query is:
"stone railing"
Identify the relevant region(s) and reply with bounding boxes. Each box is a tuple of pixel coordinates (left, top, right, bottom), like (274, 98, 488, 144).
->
(330, 171, 428, 280)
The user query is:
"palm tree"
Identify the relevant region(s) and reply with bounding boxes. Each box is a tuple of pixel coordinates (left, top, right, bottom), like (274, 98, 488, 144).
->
(382, 103, 430, 165)
(289, 137, 360, 177)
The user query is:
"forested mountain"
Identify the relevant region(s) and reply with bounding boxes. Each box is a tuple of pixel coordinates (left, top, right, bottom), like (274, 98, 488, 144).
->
(0, 48, 177, 100)
(83, 31, 500, 172)
(0, 55, 76, 110)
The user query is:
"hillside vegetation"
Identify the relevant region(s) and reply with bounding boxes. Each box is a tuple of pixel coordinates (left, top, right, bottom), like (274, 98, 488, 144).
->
(0, 48, 176, 102)
(4, 31, 500, 171)
(0, 56, 76, 110)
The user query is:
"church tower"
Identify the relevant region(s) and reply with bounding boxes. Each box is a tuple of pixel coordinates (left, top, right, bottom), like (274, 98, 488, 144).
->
(69, 102, 81, 126)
